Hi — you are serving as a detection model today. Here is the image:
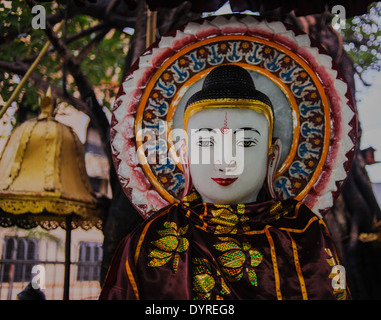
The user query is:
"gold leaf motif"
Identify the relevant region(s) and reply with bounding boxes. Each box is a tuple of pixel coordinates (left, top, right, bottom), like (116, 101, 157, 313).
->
(237, 204, 245, 215)
(148, 221, 190, 274)
(247, 268, 258, 286)
(222, 266, 243, 282)
(217, 237, 240, 244)
(220, 278, 231, 295)
(151, 235, 178, 252)
(157, 222, 177, 236)
(214, 237, 263, 286)
(215, 225, 237, 234)
(217, 250, 245, 268)
(210, 208, 238, 227)
(148, 249, 173, 259)
(214, 241, 241, 252)
(192, 257, 211, 268)
(208, 205, 250, 233)
(250, 249, 263, 267)
(214, 204, 232, 209)
(157, 228, 176, 237)
(178, 238, 189, 252)
(147, 256, 171, 267)
(182, 191, 199, 205)
(242, 242, 251, 251)
(164, 221, 177, 228)
(179, 224, 189, 235)
(193, 274, 215, 293)
(173, 253, 180, 273)
(192, 257, 231, 300)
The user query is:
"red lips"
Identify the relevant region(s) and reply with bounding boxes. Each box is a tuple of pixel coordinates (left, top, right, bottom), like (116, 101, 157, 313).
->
(211, 177, 238, 186)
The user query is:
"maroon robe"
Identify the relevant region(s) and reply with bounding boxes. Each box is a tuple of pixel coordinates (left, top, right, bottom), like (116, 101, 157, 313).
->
(100, 191, 348, 300)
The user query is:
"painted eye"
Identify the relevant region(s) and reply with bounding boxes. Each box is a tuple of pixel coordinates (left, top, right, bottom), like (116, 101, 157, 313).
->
(197, 139, 215, 147)
(236, 140, 257, 147)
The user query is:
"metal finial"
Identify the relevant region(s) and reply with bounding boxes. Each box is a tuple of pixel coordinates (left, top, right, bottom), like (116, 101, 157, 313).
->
(39, 86, 53, 119)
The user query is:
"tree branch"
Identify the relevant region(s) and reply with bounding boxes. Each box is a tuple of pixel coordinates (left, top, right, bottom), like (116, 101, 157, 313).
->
(46, 10, 66, 25)
(356, 69, 372, 86)
(75, 27, 111, 63)
(63, 0, 137, 30)
(66, 23, 109, 43)
(20, 23, 110, 64)
(25, 2, 99, 101)
(0, 60, 89, 113)
(27, 2, 112, 160)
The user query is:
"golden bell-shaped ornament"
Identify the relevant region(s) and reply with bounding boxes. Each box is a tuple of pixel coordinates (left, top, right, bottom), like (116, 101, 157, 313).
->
(0, 88, 101, 228)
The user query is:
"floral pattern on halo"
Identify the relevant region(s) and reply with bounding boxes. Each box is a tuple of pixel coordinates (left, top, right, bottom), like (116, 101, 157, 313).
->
(141, 38, 327, 202)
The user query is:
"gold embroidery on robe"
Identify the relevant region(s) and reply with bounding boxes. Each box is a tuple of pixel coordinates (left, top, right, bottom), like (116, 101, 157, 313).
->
(147, 221, 189, 273)
(214, 237, 263, 286)
(192, 257, 231, 300)
(210, 204, 250, 234)
(325, 248, 347, 300)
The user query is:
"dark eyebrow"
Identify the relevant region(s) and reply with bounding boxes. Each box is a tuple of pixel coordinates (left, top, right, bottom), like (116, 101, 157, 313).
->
(193, 128, 217, 134)
(233, 127, 261, 135)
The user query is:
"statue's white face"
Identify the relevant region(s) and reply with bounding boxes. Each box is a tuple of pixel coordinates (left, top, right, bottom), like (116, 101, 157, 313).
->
(186, 108, 269, 204)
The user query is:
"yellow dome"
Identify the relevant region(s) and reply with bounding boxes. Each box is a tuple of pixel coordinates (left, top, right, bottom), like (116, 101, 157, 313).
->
(0, 99, 101, 226)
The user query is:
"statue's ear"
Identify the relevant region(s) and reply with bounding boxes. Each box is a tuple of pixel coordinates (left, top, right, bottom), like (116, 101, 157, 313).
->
(179, 138, 192, 198)
(266, 138, 282, 199)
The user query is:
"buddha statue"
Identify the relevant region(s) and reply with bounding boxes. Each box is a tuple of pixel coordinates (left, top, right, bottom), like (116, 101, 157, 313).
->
(100, 65, 348, 300)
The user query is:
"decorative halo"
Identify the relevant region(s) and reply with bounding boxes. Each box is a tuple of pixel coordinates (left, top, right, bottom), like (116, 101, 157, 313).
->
(111, 15, 357, 219)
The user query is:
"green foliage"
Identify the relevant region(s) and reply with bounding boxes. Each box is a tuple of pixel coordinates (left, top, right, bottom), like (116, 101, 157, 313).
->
(0, 0, 130, 121)
(79, 28, 129, 111)
(341, 2, 381, 76)
(1, 1, 46, 107)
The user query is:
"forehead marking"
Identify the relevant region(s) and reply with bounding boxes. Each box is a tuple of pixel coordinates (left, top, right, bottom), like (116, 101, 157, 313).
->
(220, 112, 230, 135)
